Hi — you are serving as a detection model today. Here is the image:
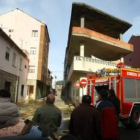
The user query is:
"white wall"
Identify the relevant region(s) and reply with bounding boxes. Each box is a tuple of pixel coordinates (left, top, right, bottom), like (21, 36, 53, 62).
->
(67, 56, 116, 82)
(0, 35, 29, 102)
(51, 74, 57, 89)
(0, 9, 44, 80)
(74, 56, 116, 72)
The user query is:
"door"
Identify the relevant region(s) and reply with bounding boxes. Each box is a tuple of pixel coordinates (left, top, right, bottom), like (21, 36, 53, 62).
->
(5, 81, 11, 91)
(29, 86, 34, 99)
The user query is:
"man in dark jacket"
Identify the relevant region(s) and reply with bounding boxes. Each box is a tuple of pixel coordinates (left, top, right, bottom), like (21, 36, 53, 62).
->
(69, 95, 102, 140)
(108, 89, 120, 116)
(32, 93, 62, 139)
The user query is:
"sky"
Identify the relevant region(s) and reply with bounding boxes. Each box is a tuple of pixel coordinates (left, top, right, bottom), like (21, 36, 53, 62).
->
(0, 0, 140, 80)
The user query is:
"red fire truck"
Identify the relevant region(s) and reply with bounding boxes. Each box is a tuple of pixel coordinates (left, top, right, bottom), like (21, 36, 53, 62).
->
(85, 68, 140, 129)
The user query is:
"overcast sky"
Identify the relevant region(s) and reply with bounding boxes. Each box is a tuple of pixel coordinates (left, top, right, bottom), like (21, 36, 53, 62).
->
(0, 0, 140, 80)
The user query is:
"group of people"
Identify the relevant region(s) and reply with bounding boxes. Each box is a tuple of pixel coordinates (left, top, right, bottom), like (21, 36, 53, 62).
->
(0, 88, 120, 140)
(0, 89, 20, 129)
(68, 89, 120, 140)
(32, 88, 120, 140)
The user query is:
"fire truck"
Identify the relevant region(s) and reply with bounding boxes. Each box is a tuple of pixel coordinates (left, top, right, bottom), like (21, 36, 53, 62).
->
(75, 67, 140, 129)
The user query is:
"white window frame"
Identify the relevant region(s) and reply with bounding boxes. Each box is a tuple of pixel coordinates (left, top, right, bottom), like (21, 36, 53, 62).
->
(29, 65, 35, 73)
(12, 52, 17, 67)
(5, 47, 10, 61)
(32, 30, 38, 37)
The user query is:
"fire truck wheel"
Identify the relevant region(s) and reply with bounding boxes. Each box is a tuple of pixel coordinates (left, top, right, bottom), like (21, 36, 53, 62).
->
(130, 105, 140, 129)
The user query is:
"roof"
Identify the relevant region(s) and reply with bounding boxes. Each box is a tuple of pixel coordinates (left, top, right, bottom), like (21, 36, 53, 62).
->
(0, 8, 50, 42)
(70, 3, 132, 39)
(0, 28, 28, 58)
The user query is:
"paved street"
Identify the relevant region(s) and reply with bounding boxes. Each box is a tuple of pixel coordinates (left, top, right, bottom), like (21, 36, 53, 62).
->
(1, 121, 140, 140)
(0, 97, 140, 140)
(119, 125, 140, 140)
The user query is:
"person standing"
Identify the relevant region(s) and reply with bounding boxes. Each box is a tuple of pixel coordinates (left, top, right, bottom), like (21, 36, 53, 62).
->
(96, 89, 114, 110)
(96, 89, 119, 140)
(32, 93, 62, 139)
(0, 89, 20, 129)
(108, 89, 120, 116)
(69, 95, 102, 140)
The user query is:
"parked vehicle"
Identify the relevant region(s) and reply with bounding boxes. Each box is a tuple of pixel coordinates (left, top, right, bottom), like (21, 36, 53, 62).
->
(73, 68, 140, 129)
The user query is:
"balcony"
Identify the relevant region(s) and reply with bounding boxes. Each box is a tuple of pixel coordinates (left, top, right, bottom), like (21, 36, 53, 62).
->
(67, 27, 133, 64)
(66, 56, 118, 82)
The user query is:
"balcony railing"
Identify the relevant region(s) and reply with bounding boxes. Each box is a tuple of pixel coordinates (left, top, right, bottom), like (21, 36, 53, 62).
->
(66, 56, 130, 82)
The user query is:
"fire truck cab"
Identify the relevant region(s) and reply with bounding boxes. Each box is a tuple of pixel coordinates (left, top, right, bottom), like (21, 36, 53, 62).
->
(85, 68, 140, 129)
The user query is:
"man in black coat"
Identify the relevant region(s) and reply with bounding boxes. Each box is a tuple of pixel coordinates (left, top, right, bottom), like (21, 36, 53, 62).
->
(108, 89, 120, 116)
(69, 95, 102, 140)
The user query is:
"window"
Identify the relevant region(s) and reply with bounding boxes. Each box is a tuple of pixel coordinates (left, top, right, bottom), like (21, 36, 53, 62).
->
(19, 58, 22, 70)
(30, 47, 36, 55)
(21, 85, 24, 96)
(9, 29, 14, 32)
(124, 78, 136, 102)
(29, 65, 35, 73)
(5, 47, 10, 60)
(12, 52, 17, 67)
(32, 30, 38, 37)
(30, 50, 36, 54)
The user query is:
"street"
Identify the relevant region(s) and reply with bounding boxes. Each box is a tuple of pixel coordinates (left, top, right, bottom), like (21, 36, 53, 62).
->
(0, 97, 140, 140)
(0, 121, 140, 140)
(119, 125, 140, 140)
(59, 117, 140, 140)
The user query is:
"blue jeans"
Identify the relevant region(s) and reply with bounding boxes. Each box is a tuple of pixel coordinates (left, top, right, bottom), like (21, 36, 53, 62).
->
(0, 126, 49, 140)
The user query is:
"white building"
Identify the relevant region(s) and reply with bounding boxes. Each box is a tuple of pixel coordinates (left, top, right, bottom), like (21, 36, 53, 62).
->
(50, 74, 57, 95)
(0, 28, 29, 102)
(0, 9, 50, 100)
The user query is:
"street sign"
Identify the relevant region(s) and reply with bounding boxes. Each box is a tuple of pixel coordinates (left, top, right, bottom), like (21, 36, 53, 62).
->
(116, 62, 125, 68)
(80, 79, 87, 87)
(75, 81, 80, 88)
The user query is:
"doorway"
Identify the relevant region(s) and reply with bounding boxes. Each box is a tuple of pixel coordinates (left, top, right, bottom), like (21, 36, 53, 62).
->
(5, 81, 11, 91)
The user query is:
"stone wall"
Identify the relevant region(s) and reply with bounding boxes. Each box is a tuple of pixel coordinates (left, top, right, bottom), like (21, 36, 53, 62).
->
(0, 70, 18, 102)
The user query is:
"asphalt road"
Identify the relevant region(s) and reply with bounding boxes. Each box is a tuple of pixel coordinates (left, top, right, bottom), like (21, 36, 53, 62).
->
(0, 126, 140, 140)
(0, 105, 140, 140)
(119, 125, 140, 140)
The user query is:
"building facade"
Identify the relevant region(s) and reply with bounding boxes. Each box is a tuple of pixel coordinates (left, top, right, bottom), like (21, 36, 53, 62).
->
(0, 28, 29, 102)
(56, 80, 63, 98)
(0, 9, 50, 100)
(124, 35, 140, 68)
(63, 3, 133, 102)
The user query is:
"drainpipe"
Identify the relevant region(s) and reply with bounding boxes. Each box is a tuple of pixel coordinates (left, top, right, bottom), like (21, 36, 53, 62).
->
(16, 77, 20, 103)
